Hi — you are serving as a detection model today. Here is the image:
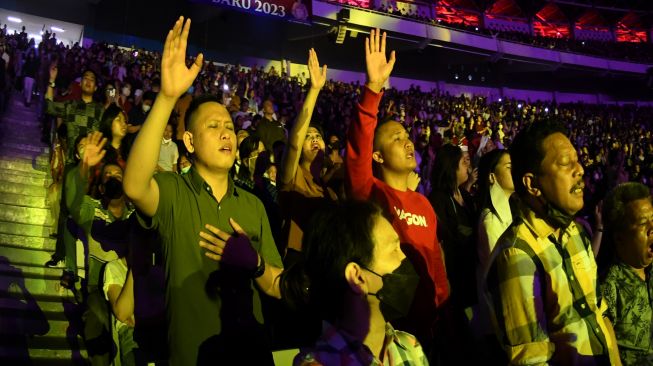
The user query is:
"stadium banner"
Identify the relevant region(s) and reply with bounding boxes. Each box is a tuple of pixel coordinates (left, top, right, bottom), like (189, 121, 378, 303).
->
(189, 0, 311, 23)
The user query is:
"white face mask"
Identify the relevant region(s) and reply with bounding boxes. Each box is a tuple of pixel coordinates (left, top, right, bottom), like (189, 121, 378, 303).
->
(142, 104, 151, 113)
(162, 138, 172, 144)
(122, 87, 131, 97)
(181, 166, 191, 174)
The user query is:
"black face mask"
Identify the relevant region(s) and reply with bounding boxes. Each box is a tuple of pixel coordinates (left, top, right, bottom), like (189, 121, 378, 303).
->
(104, 177, 123, 200)
(543, 201, 575, 229)
(329, 140, 341, 151)
(365, 259, 419, 321)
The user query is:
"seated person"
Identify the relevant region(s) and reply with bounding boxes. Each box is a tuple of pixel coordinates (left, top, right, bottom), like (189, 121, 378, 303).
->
(280, 201, 427, 365)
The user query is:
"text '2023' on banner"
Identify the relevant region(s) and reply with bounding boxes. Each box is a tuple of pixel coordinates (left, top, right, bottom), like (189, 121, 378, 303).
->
(189, 0, 312, 23)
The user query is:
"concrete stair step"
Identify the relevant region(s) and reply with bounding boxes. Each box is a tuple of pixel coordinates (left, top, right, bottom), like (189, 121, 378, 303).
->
(0, 203, 53, 226)
(0, 141, 50, 154)
(2, 114, 42, 125)
(29, 347, 89, 365)
(0, 245, 54, 267)
(0, 232, 56, 251)
(0, 155, 50, 174)
(0, 168, 52, 187)
(0, 192, 49, 209)
(0, 295, 71, 322)
(0, 262, 63, 281)
(5, 271, 74, 299)
(0, 157, 50, 177)
(0, 147, 50, 166)
(0, 180, 48, 197)
(0, 220, 53, 238)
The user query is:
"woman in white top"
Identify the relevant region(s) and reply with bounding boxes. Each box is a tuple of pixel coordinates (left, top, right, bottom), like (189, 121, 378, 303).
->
(474, 148, 515, 354)
(476, 148, 514, 272)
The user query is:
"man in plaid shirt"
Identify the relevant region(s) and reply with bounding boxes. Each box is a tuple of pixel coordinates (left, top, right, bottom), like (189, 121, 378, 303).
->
(44, 64, 105, 273)
(46, 65, 104, 163)
(486, 119, 622, 365)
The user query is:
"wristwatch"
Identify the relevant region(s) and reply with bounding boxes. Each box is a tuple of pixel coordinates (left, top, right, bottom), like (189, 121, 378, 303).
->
(252, 255, 265, 278)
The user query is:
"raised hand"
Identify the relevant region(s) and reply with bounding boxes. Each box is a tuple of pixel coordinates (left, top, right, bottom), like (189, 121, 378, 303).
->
(161, 16, 204, 100)
(365, 28, 396, 93)
(83, 131, 107, 168)
(49, 62, 58, 82)
(199, 218, 260, 274)
(308, 48, 327, 90)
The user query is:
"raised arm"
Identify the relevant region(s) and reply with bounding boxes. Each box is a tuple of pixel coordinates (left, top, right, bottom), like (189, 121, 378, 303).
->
(345, 28, 396, 199)
(123, 17, 203, 217)
(279, 48, 326, 186)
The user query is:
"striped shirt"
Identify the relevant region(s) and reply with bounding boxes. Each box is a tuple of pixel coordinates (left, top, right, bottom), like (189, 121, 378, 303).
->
(486, 202, 620, 365)
(295, 322, 429, 366)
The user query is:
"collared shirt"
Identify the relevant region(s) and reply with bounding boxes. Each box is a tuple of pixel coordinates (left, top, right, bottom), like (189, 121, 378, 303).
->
(46, 99, 104, 163)
(69, 165, 133, 264)
(486, 203, 619, 365)
(294, 322, 429, 366)
(137, 167, 282, 366)
(602, 262, 653, 366)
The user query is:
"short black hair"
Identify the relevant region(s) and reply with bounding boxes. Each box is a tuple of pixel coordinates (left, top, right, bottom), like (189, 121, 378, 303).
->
(185, 94, 222, 133)
(279, 200, 382, 322)
(81, 68, 99, 83)
(603, 182, 651, 234)
(509, 118, 567, 196)
(477, 149, 510, 214)
(373, 116, 397, 151)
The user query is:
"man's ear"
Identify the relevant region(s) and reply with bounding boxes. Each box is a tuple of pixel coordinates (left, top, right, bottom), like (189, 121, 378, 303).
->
(523, 173, 541, 197)
(372, 151, 384, 164)
(344, 262, 367, 295)
(183, 131, 194, 154)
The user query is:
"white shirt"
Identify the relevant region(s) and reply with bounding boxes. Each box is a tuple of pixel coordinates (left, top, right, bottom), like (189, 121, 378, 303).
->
(158, 140, 179, 172)
(103, 259, 130, 331)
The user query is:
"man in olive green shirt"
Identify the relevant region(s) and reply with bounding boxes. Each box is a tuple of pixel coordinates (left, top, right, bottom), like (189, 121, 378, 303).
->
(124, 17, 283, 365)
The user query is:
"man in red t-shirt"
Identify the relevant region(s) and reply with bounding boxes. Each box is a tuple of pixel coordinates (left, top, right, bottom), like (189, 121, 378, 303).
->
(346, 28, 449, 358)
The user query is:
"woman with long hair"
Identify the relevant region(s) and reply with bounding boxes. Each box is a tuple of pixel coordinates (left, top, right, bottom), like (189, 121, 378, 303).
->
(98, 104, 128, 170)
(476, 148, 514, 272)
(280, 200, 426, 365)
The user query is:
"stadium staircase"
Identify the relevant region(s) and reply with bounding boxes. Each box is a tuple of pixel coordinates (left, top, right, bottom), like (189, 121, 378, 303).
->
(0, 92, 88, 365)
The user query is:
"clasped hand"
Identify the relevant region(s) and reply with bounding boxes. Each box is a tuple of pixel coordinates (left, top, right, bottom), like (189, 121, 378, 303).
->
(199, 218, 260, 274)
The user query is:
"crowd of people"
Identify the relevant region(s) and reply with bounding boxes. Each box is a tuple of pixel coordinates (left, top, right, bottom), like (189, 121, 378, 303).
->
(332, 0, 653, 63)
(2, 14, 653, 366)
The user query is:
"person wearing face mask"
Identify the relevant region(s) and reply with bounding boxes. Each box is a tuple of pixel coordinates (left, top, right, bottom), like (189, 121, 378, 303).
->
(157, 124, 180, 172)
(281, 201, 426, 366)
(486, 119, 621, 365)
(126, 91, 156, 152)
(178, 153, 192, 175)
(69, 131, 134, 365)
(117, 82, 133, 114)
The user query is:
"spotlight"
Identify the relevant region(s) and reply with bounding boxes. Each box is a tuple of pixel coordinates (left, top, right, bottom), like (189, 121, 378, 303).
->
(223, 84, 229, 91)
(51, 26, 65, 33)
(517, 103, 522, 109)
(498, 98, 502, 102)
(7, 16, 22, 23)
(545, 107, 549, 113)
(475, 27, 479, 31)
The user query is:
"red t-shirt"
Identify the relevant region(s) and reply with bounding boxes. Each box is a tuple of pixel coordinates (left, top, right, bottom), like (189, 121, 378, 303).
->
(346, 87, 449, 336)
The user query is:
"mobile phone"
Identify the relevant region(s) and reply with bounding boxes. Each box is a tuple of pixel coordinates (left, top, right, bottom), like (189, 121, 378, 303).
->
(108, 89, 116, 97)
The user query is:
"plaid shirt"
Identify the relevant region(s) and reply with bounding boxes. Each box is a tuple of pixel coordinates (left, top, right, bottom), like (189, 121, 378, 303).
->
(46, 99, 104, 163)
(486, 202, 620, 365)
(602, 262, 653, 366)
(295, 322, 429, 366)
